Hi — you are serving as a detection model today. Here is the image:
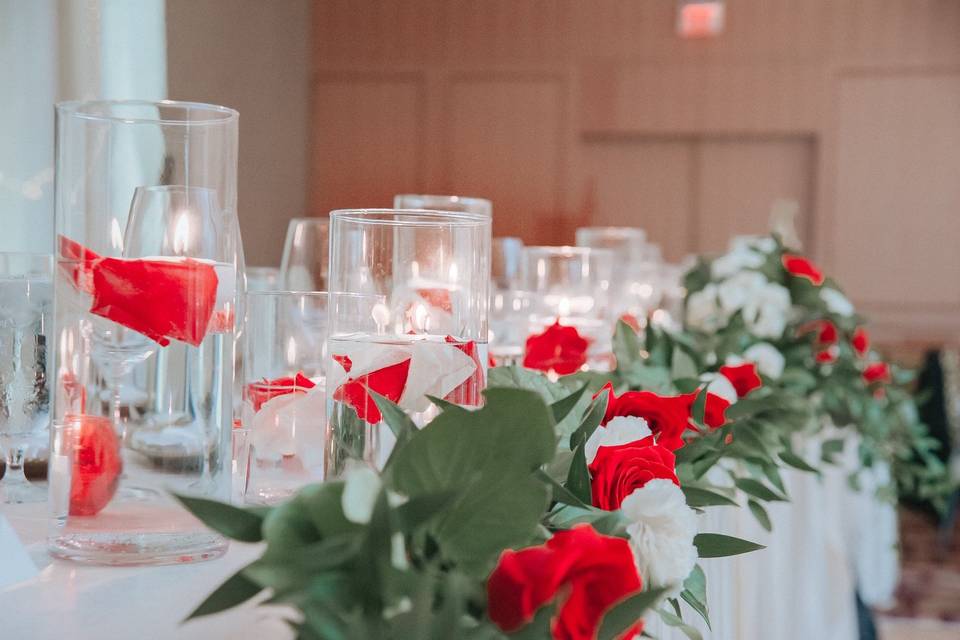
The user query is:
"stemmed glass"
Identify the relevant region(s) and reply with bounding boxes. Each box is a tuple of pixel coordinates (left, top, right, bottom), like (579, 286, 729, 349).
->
(0, 253, 52, 503)
(280, 217, 329, 291)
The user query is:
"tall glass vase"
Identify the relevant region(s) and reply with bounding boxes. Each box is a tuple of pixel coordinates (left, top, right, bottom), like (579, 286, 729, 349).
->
(325, 209, 490, 477)
(49, 100, 241, 565)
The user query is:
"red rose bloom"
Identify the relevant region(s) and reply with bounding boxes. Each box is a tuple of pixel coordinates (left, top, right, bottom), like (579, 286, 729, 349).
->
(719, 363, 762, 398)
(487, 525, 643, 640)
(67, 414, 122, 516)
(852, 327, 870, 357)
(332, 358, 412, 423)
(782, 254, 824, 286)
(589, 436, 679, 510)
(815, 346, 839, 364)
(703, 392, 730, 429)
(524, 321, 589, 375)
(246, 372, 316, 413)
(862, 362, 891, 385)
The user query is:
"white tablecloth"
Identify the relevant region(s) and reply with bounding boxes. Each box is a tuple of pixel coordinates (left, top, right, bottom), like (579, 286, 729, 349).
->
(0, 503, 293, 640)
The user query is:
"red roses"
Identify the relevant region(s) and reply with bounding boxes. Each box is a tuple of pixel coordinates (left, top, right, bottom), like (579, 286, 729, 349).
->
(524, 321, 589, 375)
(589, 436, 679, 510)
(719, 362, 762, 397)
(852, 327, 870, 357)
(862, 362, 892, 385)
(594, 383, 728, 450)
(487, 525, 643, 640)
(782, 254, 824, 286)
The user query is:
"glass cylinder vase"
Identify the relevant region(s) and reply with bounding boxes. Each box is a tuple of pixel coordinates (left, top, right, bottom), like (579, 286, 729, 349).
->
(394, 194, 492, 217)
(325, 209, 490, 477)
(49, 100, 240, 565)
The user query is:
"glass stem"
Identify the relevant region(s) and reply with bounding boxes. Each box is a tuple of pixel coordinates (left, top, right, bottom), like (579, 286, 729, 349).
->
(5, 446, 28, 486)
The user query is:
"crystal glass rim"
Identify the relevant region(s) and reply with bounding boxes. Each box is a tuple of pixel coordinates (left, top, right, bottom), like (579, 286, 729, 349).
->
(246, 289, 330, 299)
(576, 226, 647, 239)
(56, 99, 239, 126)
(329, 208, 490, 228)
(522, 246, 615, 259)
(395, 194, 492, 208)
(287, 216, 329, 225)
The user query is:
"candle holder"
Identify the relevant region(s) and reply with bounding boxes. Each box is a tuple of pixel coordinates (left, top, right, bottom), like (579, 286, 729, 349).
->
(394, 194, 492, 217)
(521, 246, 614, 373)
(240, 291, 327, 504)
(48, 100, 240, 565)
(325, 209, 490, 477)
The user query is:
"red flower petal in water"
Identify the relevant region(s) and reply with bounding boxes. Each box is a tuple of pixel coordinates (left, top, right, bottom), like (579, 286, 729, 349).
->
(333, 358, 412, 423)
(488, 354, 498, 368)
(90, 256, 219, 347)
(207, 307, 235, 334)
(246, 372, 316, 413)
(852, 327, 870, 357)
(863, 362, 892, 385)
(59, 235, 101, 294)
(487, 525, 643, 640)
(333, 354, 353, 373)
(589, 436, 679, 510)
(67, 414, 122, 516)
(593, 382, 694, 450)
(444, 336, 485, 406)
(782, 254, 824, 286)
(524, 321, 589, 376)
(417, 288, 453, 313)
(719, 363, 762, 398)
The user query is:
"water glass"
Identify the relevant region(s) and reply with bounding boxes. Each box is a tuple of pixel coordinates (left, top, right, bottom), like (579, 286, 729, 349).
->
(0, 253, 53, 503)
(280, 217, 329, 291)
(394, 194, 492, 217)
(492, 236, 524, 290)
(521, 246, 614, 371)
(246, 266, 281, 292)
(325, 209, 490, 477)
(240, 291, 327, 504)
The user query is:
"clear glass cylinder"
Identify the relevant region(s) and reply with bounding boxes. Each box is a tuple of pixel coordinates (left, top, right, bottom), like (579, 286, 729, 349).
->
(49, 100, 240, 565)
(280, 217, 329, 290)
(394, 194, 492, 217)
(492, 236, 524, 290)
(521, 246, 615, 372)
(325, 209, 490, 477)
(240, 291, 327, 504)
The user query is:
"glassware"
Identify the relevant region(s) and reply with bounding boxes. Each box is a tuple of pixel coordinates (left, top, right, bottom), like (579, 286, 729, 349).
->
(240, 291, 327, 504)
(325, 209, 490, 477)
(521, 246, 615, 371)
(492, 236, 524, 290)
(49, 99, 240, 565)
(576, 226, 662, 330)
(489, 289, 532, 367)
(246, 266, 281, 292)
(280, 217, 329, 291)
(0, 253, 53, 503)
(394, 194, 492, 217)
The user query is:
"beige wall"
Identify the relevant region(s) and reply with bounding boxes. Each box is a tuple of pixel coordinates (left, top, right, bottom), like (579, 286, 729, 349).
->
(308, 0, 960, 344)
(166, 0, 312, 267)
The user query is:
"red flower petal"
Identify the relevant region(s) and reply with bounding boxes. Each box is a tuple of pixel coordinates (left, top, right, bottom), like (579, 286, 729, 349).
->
(852, 327, 870, 357)
(59, 235, 101, 294)
(417, 288, 453, 313)
(524, 321, 589, 376)
(333, 354, 353, 373)
(89, 256, 219, 347)
(782, 254, 824, 286)
(589, 437, 679, 510)
(703, 392, 730, 429)
(719, 362, 763, 398)
(443, 336, 485, 406)
(333, 358, 412, 423)
(246, 372, 316, 413)
(816, 346, 839, 364)
(862, 362, 891, 385)
(619, 313, 641, 333)
(593, 382, 696, 450)
(67, 414, 122, 516)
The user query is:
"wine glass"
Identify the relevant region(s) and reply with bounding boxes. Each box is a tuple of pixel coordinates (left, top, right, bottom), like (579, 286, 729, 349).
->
(280, 217, 329, 291)
(0, 253, 52, 503)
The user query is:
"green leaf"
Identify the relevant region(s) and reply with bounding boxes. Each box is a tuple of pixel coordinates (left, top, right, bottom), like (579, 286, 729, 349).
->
(694, 533, 765, 558)
(185, 567, 263, 620)
(426, 394, 462, 413)
(613, 319, 643, 370)
(565, 441, 593, 506)
(371, 391, 417, 445)
(551, 384, 589, 425)
(597, 587, 668, 640)
(690, 388, 707, 427)
(536, 469, 589, 508)
(173, 494, 264, 542)
(546, 504, 628, 536)
(671, 346, 698, 381)
(821, 438, 846, 463)
(733, 477, 786, 502)
(681, 486, 738, 508)
(747, 499, 772, 532)
(569, 392, 609, 450)
(656, 608, 703, 640)
(680, 566, 709, 628)
(394, 490, 461, 532)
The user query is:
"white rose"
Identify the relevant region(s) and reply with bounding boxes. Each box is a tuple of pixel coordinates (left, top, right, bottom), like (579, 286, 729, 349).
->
(734, 342, 786, 379)
(711, 247, 765, 280)
(717, 271, 767, 314)
(820, 288, 854, 317)
(700, 373, 738, 404)
(620, 479, 699, 592)
(584, 416, 652, 465)
(730, 235, 777, 255)
(742, 282, 791, 339)
(686, 284, 726, 332)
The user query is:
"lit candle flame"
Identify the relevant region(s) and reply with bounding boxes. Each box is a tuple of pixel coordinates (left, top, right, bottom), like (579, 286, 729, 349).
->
(172, 210, 192, 255)
(110, 219, 124, 252)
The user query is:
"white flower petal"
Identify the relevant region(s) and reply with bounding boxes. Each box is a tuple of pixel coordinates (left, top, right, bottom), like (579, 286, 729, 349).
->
(820, 288, 855, 317)
(739, 342, 786, 379)
(342, 466, 382, 524)
(700, 373, 738, 404)
(584, 416, 653, 465)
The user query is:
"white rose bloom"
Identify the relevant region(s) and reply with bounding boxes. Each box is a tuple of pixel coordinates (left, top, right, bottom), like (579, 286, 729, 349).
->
(686, 284, 726, 332)
(736, 342, 786, 379)
(700, 373, 738, 404)
(730, 235, 777, 255)
(711, 247, 765, 280)
(820, 288, 855, 317)
(717, 270, 768, 314)
(584, 416, 652, 465)
(620, 479, 699, 592)
(742, 282, 791, 339)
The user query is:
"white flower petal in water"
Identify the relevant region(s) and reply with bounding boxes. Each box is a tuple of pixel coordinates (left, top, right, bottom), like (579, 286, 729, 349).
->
(342, 466, 382, 524)
(399, 340, 476, 413)
(584, 416, 653, 465)
(619, 479, 698, 593)
(820, 288, 855, 317)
